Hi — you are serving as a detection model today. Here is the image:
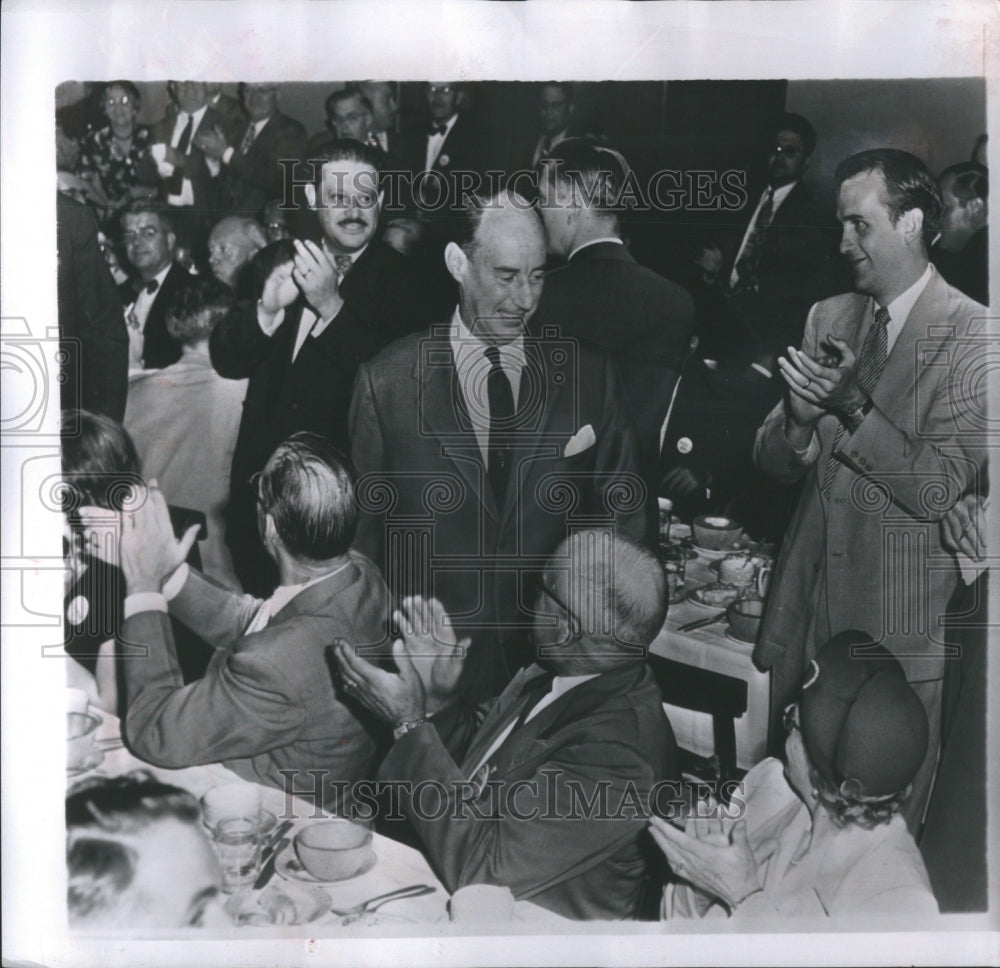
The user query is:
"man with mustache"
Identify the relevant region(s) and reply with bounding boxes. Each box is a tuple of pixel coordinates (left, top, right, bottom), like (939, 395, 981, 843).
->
(211, 140, 449, 594)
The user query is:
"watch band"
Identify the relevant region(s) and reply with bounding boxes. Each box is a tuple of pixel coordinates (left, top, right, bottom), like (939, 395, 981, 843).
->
(842, 396, 874, 433)
(392, 717, 429, 742)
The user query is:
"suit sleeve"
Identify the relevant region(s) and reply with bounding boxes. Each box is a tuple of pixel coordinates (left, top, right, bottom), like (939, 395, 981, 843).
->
(378, 713, 649, 899)
(167, 567, 262, 650)
(593, 356, 655, 546)
(121, 609, 305, 768)
(753, 304, 825, 484)
(209, 298, 284, 378)
(349, 361, 388, 567)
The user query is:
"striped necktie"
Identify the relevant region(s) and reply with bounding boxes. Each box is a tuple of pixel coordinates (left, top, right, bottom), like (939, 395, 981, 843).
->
(820, 306, 890, 498)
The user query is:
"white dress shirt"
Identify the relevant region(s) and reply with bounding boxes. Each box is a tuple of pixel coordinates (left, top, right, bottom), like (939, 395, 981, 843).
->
(449, 308, 526, 462)
(163, 105, 208, 207)
(125, 263, 172, 371)
(425, 113, 458, 172)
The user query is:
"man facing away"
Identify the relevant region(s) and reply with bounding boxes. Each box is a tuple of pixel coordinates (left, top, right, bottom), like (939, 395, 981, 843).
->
(336, 531, 678, 920)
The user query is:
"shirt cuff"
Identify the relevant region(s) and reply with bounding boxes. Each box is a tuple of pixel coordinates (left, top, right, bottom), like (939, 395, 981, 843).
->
(795, 436, 820, 462)
(223, 146, 234, 165)
(162, 563, 190, 601)
(124, 592, 167, 620)
(205, 157, 221, 177)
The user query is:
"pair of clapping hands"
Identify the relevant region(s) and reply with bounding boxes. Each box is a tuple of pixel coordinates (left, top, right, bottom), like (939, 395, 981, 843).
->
(778, 337, 867, 427)
(334, 597, 469, 729)
(648, 795, 778, 914)
(941, 493, 989, 564)
(257, 239, 345, 334)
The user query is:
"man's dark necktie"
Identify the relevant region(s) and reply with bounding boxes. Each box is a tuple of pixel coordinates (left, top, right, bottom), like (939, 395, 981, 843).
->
(514, 671, 556, 728)
(820, 306, 890, 498)
(334, 254, 353, 280)
(167, 114, 194, 196)
(485, 345, 515, 505)
(239, 123, 257, 155)
(734, 187, 774, 290)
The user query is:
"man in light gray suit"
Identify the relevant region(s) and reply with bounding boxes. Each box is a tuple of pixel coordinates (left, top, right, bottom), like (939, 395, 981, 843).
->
(753, 149, 988, 828)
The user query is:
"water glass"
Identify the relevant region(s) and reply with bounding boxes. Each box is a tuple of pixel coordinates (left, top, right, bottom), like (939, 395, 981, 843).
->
(660, 543, 687, 604)
(213, 817, 263, 893)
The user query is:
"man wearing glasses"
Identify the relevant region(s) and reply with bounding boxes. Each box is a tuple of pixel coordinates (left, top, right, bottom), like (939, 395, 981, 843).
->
(722, 112, 843, 362)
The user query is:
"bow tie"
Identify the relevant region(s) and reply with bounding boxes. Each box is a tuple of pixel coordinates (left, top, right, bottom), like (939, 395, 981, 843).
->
(428, 122, 447, 136)
(144, 278, 159, 295)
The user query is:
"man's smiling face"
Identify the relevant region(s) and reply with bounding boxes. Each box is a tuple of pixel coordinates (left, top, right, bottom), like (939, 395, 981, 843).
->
(313, 160, 382, 255)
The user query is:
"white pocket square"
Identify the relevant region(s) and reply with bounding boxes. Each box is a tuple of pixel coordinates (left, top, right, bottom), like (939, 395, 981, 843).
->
(564, 424, 596, 458)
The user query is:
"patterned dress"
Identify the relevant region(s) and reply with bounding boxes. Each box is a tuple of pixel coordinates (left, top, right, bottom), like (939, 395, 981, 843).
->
(78, 123, 157, 215)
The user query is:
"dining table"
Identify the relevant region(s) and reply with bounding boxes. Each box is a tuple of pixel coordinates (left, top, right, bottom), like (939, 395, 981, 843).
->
(68, 710, 570, 933)
(648, 547, 772, 772)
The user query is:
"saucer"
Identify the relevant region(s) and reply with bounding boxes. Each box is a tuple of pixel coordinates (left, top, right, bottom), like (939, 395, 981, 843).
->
(226, 883, 331, 926)
(275, 842, 377, 884)
(67, 747, 105, 776)
(689, 543, 734, 561)
(686, 583, 740, 608)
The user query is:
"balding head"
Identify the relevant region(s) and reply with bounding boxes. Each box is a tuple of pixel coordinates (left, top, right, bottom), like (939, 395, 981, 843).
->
(207, 216, 266, 288)
(533, 531, 667, 675)
(444, 190, 547, 343)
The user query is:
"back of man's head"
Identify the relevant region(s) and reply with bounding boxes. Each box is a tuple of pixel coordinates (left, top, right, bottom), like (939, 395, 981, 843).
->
(541, 138, 632, 225)
(165, 275, 234, 347)
(66, 771, 202, 927)
(258, 432, 358, 563)
(547, 530, 667, 672)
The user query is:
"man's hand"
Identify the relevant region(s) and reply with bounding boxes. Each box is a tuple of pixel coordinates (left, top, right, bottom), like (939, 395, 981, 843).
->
(392, 596, 467, 715)
(648, 798, 777, 911)
(941, 493, 988, 562)
(333, 639, 426, 727)
(193, 125, 228, 161)
(119, 482, 200, 595)
(779, 340, 868, 417)
(292, 239, 344, 322)
(258, 259, 300, 329)
(661, 466, 706, 498)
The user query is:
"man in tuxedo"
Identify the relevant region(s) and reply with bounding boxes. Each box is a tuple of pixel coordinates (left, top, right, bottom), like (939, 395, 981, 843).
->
(722, 112, 843, 361)
(529, 82, 575, 168)
(118, 200, 195, 370)
(211, 140, 447, 594)
(149, 81, 239, 268)
(117, 434, 389, 812)
(335, 531, 678, 920)
(536, 139, 695, 505)
(753, 148, 988, 829)
(350, 190, 650, 704)
(195, 83, 307, 219)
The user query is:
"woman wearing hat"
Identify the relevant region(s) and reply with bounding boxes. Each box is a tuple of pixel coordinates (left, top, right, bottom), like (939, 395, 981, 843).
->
(649, 631, 939, 919)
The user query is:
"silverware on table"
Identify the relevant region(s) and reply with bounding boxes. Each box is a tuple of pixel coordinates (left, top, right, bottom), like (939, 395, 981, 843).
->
(253, 835, 290, 890)
(331, 883, 437, 918)
(677, 609, 728, 633)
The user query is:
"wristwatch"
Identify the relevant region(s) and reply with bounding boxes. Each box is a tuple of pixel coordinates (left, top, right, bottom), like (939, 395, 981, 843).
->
(392, 717, 429, 742)
(841, 396, 875, 434)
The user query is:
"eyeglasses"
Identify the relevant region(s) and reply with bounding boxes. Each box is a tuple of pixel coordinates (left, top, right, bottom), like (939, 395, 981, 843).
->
(248, 471, 268, 510)
(103, 96, 134, 107)
(428, 85, 454, 95)
(783, 702, 800, 734)
(772, 144, 803, 157)
(122, 226, 164, 243)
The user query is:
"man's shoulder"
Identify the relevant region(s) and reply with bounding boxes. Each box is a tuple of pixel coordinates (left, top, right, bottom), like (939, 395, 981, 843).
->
(364, 325, 446, 370)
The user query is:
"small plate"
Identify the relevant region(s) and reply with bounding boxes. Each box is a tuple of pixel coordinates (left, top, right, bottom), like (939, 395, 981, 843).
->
(686, 583, 740, 609)
(67, 747, 105, 776)
(226, 883, 331, 926)
(689, 542, 735, 561)
(275, 842, 377, 884)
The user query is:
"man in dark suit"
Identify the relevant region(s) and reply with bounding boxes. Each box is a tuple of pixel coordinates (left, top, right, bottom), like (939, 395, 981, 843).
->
(117, 434, 388, 812)
(356, 80, 406, 163)
(336, 531, 678, 920)
(118, 200, 195, 370)
(149, 81, 240, 269)
(350, 190, 650, 704)
(931, 161, 988, 305)
(753, 149, 988, 829)
(56, 192, 128, 420)
(211, 140, 449, 594)
(720, 112, 843, 361)
(536, 139, 696, 504)
(528, 81, 576, 169)
(195, 83, 307, 219)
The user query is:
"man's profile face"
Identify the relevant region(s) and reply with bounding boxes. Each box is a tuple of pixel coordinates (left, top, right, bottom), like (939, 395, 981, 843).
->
(427, 83, 459, 121)
(837, 169, 911, 303)
(243, 84, 279, 122)
(330, 95, 373, 142)
(454, 207, 547, 343)
(937, 172, 979, 249)
(767, 129, 808, 187)
(313, 160, 382, 254)
(531, 567, 575, 662)
(122, 212, 175, 278)
(359, 82, 397, 132)
(173, 81, 208, 116)
(539, 86, 571, 136)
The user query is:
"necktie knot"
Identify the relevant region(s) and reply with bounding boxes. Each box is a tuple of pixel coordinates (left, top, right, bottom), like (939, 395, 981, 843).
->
(334, 254, 353, 277)
(144, 278, 159, 295)
(484, 345, 502, 369)
(429, 122, 447, 136)
(874, 306, 891, 329)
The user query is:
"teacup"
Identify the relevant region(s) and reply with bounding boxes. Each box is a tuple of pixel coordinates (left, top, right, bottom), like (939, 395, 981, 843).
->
(719, 554, 755, 586)
(67, 711, 100, 771)
(293, 820, 373, 881)
(692, 515, 743, 551)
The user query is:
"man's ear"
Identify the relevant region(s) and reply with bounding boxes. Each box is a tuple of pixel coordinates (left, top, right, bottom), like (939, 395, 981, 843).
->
(967, 196, 987, 224)
(898, 207, 923, 245)
(304, 183, 317, 210)
(443, 241, 467, 284)
(166, 231, 177, 254)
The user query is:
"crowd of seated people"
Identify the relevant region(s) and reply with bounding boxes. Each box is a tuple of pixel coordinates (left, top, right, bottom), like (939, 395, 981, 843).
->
(56, 80, 989, 926)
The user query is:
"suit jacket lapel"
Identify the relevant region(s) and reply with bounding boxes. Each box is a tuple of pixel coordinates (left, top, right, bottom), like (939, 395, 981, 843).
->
(416, 333, 496, 517)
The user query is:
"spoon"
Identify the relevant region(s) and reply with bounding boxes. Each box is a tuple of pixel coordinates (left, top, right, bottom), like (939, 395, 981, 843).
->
(331, 883, 437, 918)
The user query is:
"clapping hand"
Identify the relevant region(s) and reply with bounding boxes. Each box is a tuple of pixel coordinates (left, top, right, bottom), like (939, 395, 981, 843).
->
(648, 795, 777, 911)
(778, 339, 866, 419)
(392, 596, 467, 715)
(193, 124, 228, 161)
(292, 239, 343, 322)
(941, 493, 988, 562)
